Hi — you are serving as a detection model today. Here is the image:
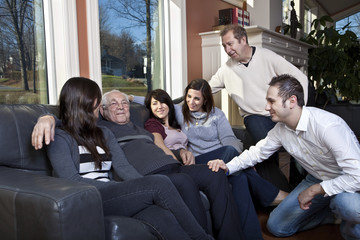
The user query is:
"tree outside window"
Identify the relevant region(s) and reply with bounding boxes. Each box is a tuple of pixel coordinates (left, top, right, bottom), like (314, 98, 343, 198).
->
(0, 0, 47, 104)
(336, 12, 360, 39)
(99, 0, 163, 97)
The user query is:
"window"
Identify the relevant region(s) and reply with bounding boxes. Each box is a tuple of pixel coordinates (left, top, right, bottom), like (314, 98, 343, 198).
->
(336, 12, 360, 38)
(303, 5, 317, 36)
(0, 0, 48, 104)
(98, 0, 162, 97)
(282, 0, 300, 25)
(98, 0, 187, 99)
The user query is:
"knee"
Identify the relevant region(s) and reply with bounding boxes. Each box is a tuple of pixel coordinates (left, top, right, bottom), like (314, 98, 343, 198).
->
(222, 146, 240, 161)
(223, 145, 239, 154)
(146, 175, 174, 190)
(331, 193, 360, 223)
(266, 211, 296, 237)
(168, 174, 197, 192)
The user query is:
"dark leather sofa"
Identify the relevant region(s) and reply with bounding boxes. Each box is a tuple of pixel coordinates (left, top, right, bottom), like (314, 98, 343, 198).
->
(0, 103, 166, 240)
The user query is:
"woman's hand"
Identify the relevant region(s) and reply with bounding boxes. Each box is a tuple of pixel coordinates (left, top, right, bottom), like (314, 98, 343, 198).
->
(179, 149, 195, 165)
(207, 159, 229, 174)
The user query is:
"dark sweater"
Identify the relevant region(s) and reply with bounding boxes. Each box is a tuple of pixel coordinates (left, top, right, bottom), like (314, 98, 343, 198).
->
(98, 119, 180, 175)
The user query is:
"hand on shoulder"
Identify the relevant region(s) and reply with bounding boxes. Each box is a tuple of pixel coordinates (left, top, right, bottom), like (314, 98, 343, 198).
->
(31, 115, 56, 150)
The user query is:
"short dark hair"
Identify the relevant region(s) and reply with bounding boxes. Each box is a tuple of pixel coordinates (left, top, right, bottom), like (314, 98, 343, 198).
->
(220, 24, 248, 44)
(269, 74, 305, 107)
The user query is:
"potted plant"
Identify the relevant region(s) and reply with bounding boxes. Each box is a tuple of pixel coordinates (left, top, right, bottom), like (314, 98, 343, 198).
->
(302, 15, 360, 107)
(301, 16, 360, 139)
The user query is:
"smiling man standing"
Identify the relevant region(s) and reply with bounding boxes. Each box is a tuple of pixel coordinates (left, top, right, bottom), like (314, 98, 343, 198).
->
(208, 24, 309, 191)
(208, 74, 360, 240)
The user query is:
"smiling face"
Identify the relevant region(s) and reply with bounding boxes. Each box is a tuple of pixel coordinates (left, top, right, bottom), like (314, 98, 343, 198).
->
(265, 86, 291, 123)
(100, 92, 130, 125)
(150, 97, 169, 121)
(222, 30, 248, 62)
(186, 89, 205, 112)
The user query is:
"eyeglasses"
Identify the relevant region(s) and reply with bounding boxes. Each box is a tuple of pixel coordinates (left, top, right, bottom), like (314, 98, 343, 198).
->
(107, 100, 129, 109)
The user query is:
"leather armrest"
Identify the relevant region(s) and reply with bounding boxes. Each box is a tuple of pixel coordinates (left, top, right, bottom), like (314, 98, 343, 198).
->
(0, 167, 105, 240)
(105, 216, 160, 240)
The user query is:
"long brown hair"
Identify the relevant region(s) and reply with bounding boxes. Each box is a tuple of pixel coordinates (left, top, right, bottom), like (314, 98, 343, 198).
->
(182, 79, 215, 125)
(145, 89, 181, 129)
(59, 77, 110, 169)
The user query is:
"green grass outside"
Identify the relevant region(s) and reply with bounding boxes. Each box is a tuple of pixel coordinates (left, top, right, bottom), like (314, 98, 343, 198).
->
(0, 74, 147, 104)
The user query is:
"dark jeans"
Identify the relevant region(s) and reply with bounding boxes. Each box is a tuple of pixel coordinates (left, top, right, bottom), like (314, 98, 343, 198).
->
(244, 114, 291, 192)
(229, 168, 279, 240)
(195, 145, 240, 164)
(100, 175, 211, 240)
(196, 146, 278, 240)
(149, 163, 244, 240)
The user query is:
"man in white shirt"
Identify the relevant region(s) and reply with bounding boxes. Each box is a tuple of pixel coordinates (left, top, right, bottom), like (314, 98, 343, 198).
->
(208, 74, 360, 240)
(209, 24, 309, 192)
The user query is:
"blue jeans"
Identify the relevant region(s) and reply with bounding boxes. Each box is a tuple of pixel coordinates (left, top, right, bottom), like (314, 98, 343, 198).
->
(244, 115, 291, 191)
(267, 174, 360, 240)
(195, 145, 239, 164)
(100, 175, 212, 240)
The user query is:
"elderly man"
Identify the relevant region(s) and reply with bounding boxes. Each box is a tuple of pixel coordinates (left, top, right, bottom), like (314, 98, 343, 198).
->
(209, 25, 310, 191)
(32, 90, 245, 240)
(208, 74, 360, 240)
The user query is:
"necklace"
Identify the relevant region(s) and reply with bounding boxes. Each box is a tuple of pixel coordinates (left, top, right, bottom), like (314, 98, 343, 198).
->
(195, 116, 200, 125)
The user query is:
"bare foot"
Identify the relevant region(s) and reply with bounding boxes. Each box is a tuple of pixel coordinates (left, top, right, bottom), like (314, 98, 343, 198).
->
(270, 190, 289, 206)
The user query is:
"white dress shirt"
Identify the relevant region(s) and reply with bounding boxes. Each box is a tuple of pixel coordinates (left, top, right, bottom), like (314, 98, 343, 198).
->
(227, 106, 360, 196)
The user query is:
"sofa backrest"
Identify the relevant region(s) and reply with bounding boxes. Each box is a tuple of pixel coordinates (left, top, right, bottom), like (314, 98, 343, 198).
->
(0, 104, 59, 175)
(0, 103, 149, 175)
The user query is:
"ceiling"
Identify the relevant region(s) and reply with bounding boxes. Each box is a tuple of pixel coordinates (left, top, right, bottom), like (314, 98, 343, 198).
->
(314, 0, 360, 20)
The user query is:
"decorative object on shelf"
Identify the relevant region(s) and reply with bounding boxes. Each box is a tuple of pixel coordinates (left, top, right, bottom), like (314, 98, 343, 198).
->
(290, 1, 299, 38)
(218, 7, 250, 27)
(282, 1, 302, 38)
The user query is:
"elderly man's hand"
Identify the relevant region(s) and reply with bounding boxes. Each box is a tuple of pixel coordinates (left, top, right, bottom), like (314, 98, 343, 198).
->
(179, 149, 195, 165)
(207, 159, 228, 174)
(31, 115, 56, 150)
(298, 183, 325, 210)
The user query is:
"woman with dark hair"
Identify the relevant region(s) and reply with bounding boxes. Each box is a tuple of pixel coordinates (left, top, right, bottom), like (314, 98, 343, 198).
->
(46, 77, 213, 240)
(139, 82, 288, 240)
(139, 79, 242, 165)
(144, 89, 186, 161)
(179, 79, 242, 164)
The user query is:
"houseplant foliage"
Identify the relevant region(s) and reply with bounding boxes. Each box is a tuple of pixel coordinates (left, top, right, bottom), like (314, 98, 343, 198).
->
(302, 15, 360, 106)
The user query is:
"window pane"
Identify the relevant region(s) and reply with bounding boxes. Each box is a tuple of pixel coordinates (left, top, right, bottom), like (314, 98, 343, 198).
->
(336, 12, 360, 38)
(0, 0, 48, 104)
(99, 0, 163, 96)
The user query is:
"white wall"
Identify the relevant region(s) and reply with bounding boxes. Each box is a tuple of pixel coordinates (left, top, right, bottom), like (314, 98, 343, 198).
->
(247, 0, 282, 32)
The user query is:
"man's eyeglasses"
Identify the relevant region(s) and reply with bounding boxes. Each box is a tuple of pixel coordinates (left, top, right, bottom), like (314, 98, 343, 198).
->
(106, 101, 129, 109)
